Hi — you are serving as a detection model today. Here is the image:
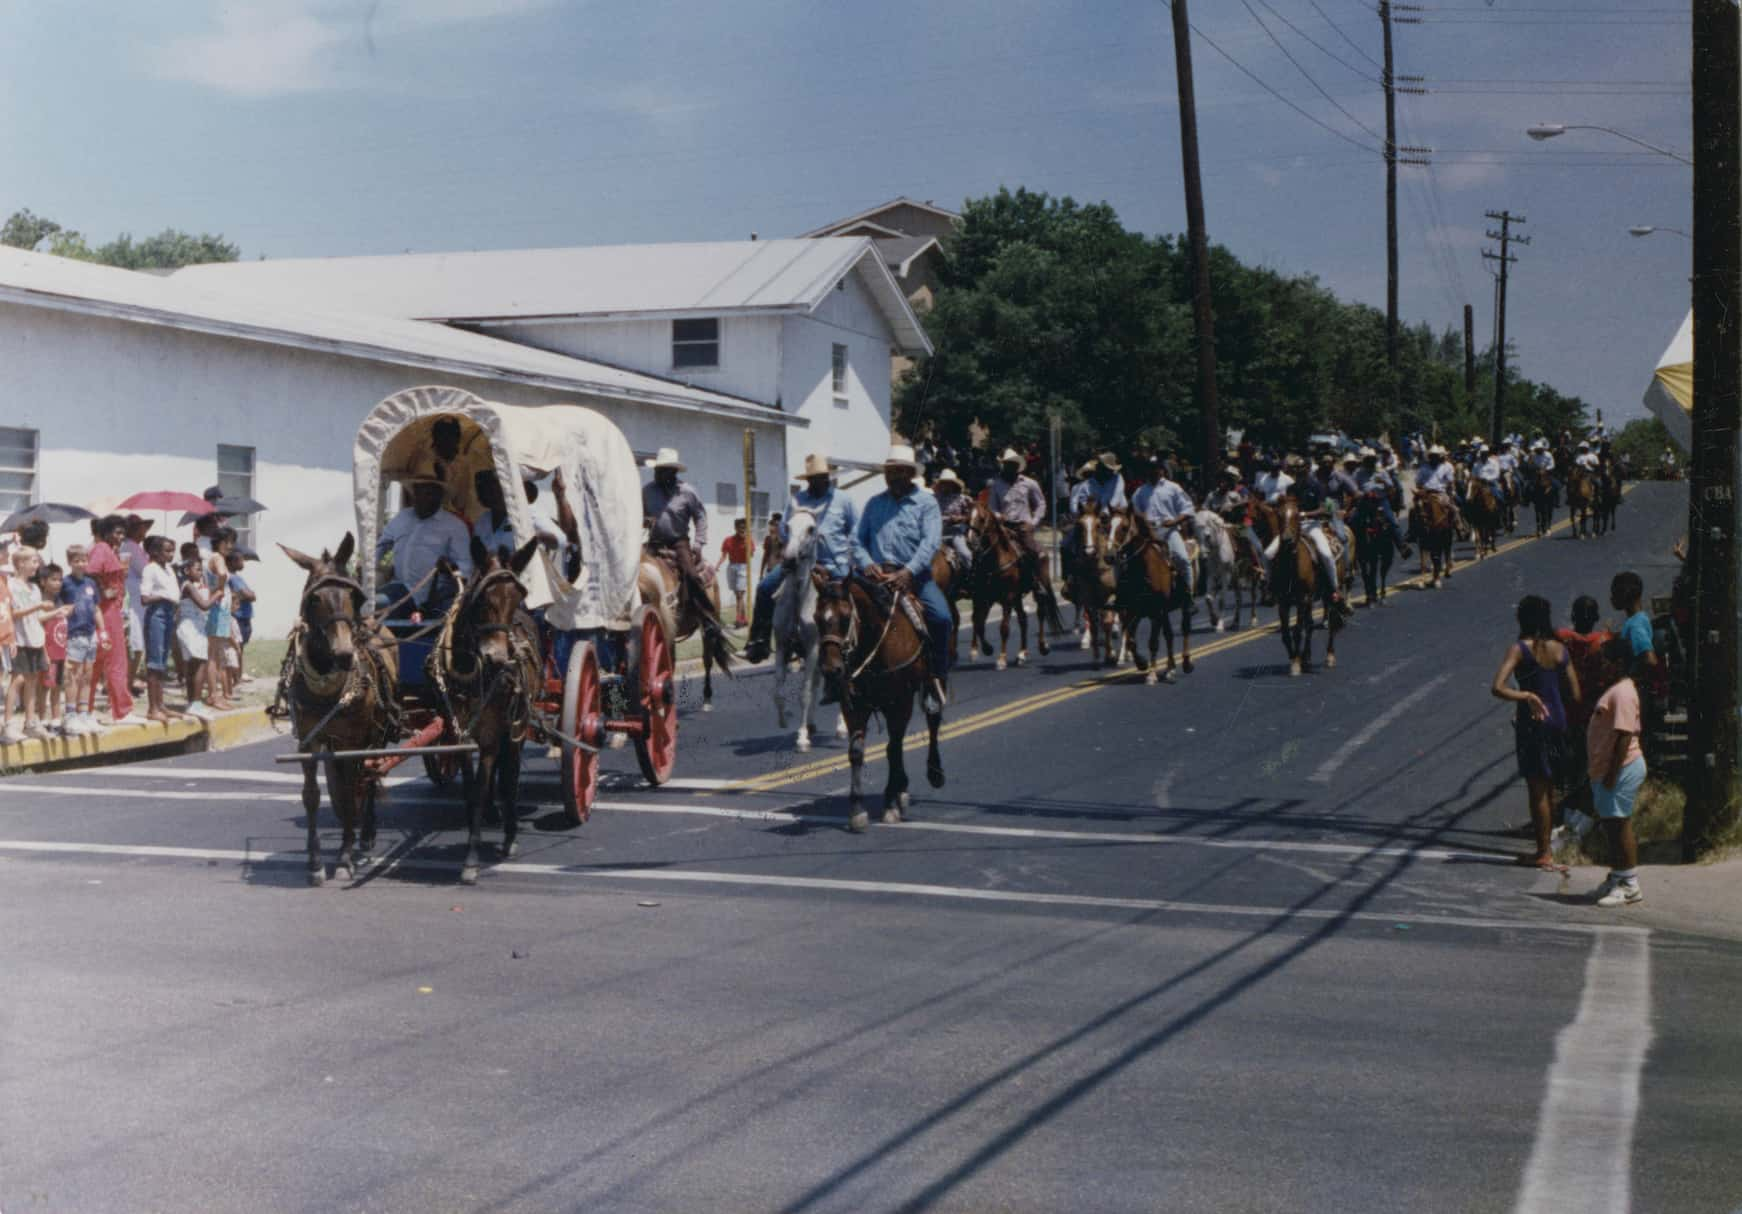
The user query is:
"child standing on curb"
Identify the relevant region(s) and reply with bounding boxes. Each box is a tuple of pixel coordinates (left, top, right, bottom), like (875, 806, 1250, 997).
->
(227, 551, 256, 683)
(58, 546, 105, 735)
(37, 562, 68, 735)
(140, 537, 184, 723)
(1587, 639, 1650, 907)
(5, 550, 69, 742)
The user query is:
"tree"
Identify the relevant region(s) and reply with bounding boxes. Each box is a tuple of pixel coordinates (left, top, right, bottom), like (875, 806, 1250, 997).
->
(1611, 416, 1677, 475)
(0, 207, 240, 267)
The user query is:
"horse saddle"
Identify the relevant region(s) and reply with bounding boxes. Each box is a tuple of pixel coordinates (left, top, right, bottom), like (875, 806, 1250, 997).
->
(1321, 529, 1345, 567)
(857, 567, 928, 636)
(1184, 537, 1201, 565)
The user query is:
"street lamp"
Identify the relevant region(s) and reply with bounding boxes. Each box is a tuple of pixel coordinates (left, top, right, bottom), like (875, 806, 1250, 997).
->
(1629, 225, 1693, 239)
(1526, 122, 1694, 165)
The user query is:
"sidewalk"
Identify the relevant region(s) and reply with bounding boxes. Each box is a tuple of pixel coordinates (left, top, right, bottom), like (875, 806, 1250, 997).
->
(1573, 852, 1742, 942)
(0, 705, 275, 772)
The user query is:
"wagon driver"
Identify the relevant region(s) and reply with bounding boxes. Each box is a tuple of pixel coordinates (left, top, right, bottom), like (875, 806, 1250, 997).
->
(642, 447, 714, 607)
(376, 460, 472, 618)
(742, 452, 859, 664)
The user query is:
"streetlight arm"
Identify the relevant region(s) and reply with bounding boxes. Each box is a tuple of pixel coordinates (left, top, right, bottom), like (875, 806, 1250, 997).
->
(1567, 124, 1693, 166)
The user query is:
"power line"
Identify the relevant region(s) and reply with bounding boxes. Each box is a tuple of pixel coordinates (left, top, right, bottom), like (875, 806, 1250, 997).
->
(1238, 0, 1386, 142)
(1306, 0, 1384, 69)
(1251, 0, 1380, 82)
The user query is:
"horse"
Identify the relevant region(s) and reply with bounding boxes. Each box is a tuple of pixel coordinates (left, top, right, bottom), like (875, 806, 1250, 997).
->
(814, 570, 945, 832)
(1526, 467, 1557, 538)
(1566, 468, 1596, 539)
(435, 538, 543, 886)
(1269, 502, 1342, 676)
(638, 545, 734, 709)
(769, 508, 845, 752)
(1465, 479, 1503, 559)
(1194, 509, 1259, 631)
(278, 534, 400, 886)
(1114, 515, 1193, 684)
(1349, 491, 1395, 607)
(1594, 466, 1623, 535)
(1064, 507, 1125, 666)
(1410, 491, 1457, 587)
(964, 502, 1064, 670)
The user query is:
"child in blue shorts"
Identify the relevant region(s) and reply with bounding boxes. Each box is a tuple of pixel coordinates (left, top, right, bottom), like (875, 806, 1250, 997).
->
(139, 537, 184, 722)
(1586, 638, 1648, 907)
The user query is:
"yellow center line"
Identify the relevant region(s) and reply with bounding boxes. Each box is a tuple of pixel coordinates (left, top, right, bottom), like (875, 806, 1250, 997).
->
(715, 490, 1616, 793)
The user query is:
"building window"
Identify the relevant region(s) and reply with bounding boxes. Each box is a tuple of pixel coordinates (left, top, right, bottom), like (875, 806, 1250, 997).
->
(716, 482, 739, 511)
(216, 443, 256, 549)
(0, 426, 38, 518)
(751, 491, 770, 531)
(672, 317, 720, 370)
(831, 343, 849, 398)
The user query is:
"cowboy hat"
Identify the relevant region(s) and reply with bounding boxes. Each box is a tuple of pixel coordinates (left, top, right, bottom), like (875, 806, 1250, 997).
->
(998, 447, 1023, 464)
(1097, 451, 1122, 472)
(1427, 443, 1448, 457)
(884, 443, 920, 470)
(1076, 460, 1097, 478)
(801, 453, 835, 477)
(1219, 465, 1241, 480)
(1284, 453, 1306, 468)
(403, 458, 447, 487)
(647, 447, 685, 471)
(934, 467, 963, 488)
(1358, 446, 1377, 459)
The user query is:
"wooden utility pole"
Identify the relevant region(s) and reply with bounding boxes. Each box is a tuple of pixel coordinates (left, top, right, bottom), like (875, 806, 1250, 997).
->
(1482, 211, 1528, 446)
(1169, 0, 1222, 494)
(1380, 1, 1400, 407)
(1463, 304, 1476, 403)
(1685, 0, 1740, 857)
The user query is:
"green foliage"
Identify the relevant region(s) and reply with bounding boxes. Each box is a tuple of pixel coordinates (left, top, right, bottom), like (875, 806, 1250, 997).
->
(1611, 416, 1677, 473)
(1, 208, 239, 268)
(898, 188, 1591, 462)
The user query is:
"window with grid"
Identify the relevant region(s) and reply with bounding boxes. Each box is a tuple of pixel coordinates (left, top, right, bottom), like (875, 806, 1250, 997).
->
(831, 343, 848, 398)
(751, 491, 770, 531)
(216, 444, 256, 549)
(672, 317, 720, 369)
(0, 427, 38, 519)
(716, 482, 739, 511)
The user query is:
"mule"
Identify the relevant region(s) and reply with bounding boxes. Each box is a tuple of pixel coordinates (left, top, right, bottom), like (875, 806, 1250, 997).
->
(1566, 468, 1596, 539)
(770, 508, 845, 752)
(638, 547, 734, 709)
(815, 571, 945, 832)
(280, 535, 400, 886)
(965, 503, 1064, 670)
(1270, 502, 1342, 676)
(1114, 515, 1193, 684)
(1350, 491, 1395, 607)
(1466, 480, 1504, 559)
(1065, 507, 1125, 666)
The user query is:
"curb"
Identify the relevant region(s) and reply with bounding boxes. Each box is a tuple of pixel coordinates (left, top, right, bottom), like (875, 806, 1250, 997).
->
(0, 706, 276, 774)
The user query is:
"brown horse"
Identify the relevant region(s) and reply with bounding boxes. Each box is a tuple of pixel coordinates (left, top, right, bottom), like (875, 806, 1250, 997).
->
(1594, 465, 1623, 535)
(1526, 466, 1557, 537)
(1065, 507, 1126, 667)
(1465, 480, 1503, 559)
(1566, 467, 1596, 538)
(1114, 514, 1193, 684)
(1411, 492, 1457, 587)
(1269, 503, 1342, 676)
(436, 538, 543, 885)
(279, 534, 400, 886)
(965, 503, 1065, 670)
(638, 547, 734, 709)
(815, 570, 945, 832)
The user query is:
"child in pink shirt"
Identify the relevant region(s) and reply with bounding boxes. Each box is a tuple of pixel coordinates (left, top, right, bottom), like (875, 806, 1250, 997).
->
(1586, 639, 1649, 907)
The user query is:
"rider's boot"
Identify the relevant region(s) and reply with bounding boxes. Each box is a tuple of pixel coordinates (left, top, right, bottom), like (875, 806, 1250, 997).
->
(741, 600, 773, 664)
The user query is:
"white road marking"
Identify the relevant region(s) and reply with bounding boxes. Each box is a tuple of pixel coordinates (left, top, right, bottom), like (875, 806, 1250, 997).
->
(1308, 673, 1451, 784)
(0, 838, 1648, 937)
(1512, 930, 1653, 1214)
(600, 775, 738, 792)
(0, 783, 1506, 863)
(36, 767, 418, 789)
(1366, 656, 1416, 685)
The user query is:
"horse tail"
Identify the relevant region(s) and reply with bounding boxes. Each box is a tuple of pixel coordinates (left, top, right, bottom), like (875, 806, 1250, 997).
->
(1035, 579, 1066, 632)
(702, 614, 737, 676)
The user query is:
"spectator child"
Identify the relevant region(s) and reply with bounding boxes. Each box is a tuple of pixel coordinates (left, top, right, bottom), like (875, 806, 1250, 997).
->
(36, 562, 68, 733)
(176, 545, 215, 720)
(6, 549, 69, 742)
(1587, 639, 1650, 907)
(140, 537, 183, 722)
(58, 545, 105, 735)
(227, 551, 256, 681)
(1555, 594, 1619, 820)
(716, 518, 753, 628)
(205, 527, 239, 709)
(120, 515, 151, 694)
(1491, 594, 1581, 870)
(0, 543, 12, 737)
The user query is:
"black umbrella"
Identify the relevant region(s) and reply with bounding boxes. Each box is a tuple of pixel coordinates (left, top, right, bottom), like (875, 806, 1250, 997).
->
(1, 502, 96, 532)
(178, 496, 267, 526)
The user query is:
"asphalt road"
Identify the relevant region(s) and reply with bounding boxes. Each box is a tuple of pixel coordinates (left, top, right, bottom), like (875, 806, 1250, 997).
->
(3, 482, 1738, 1213)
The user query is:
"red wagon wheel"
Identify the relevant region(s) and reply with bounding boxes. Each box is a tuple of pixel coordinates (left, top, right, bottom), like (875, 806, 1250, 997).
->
(631, 605, 677, 787)
(559, 642, 602, 827)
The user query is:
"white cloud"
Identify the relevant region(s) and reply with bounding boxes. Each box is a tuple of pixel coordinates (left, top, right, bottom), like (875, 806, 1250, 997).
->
(147, 0, 557, 97)
(1435, 160, 1508, 191)
(1251, 164, 1284, 188)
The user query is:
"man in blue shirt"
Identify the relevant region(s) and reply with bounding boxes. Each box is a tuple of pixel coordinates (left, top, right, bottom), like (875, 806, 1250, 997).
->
(743, 453, 859, 663)
(1354, 449, 1412, 556)
(1130, 455, 1196, 595)
(1063, 453, 1129, 566)
(854, 444, 949, 698)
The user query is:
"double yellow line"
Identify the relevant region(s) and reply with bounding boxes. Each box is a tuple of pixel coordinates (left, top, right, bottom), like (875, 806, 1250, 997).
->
(719, 494, 1614, 793)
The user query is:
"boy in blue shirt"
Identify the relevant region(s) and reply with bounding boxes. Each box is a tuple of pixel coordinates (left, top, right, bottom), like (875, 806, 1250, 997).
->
(58, 544, 106, 735)
(226, 551, 256, 680)
(1609, 570, 1656, 670)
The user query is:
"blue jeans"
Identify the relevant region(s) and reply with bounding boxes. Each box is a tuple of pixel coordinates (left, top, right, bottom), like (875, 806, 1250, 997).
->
(753, 567, 784, 625)
(915, 575, 951, 677)
(1369, 496, 1408, 546)
(144, 601, 175, 673)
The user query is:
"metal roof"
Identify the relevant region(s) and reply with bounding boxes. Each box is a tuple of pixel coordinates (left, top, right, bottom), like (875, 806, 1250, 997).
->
(799, 196, 962, 239)
(175, 237, 931, 354)
(0, 246, 801, 428)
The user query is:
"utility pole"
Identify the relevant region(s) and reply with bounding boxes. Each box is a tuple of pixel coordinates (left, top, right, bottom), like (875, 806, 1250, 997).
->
(1380, 0, 1399, 407)
(1482, 211, 1528, 446)
(1169, 0, 1222, 494)
(1463, 303, 1476, 404)
(1685, 0, 1740, 857)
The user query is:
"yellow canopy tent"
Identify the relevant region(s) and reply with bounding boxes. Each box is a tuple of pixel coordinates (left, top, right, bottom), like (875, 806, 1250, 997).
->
(1643, 309, 1692, 452)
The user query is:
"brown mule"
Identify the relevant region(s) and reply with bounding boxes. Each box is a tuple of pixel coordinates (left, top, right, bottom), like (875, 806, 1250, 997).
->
(815, 569, 945, 832)
(1065, 507, 1126, 667)
(1566, 468, 1596, 539)
(965, 503, 1065, 670)
(1466, 480, 1503, 559)
(1269, 503, 1342, 676)
(279, 534, 400, 886)
(1114, 514, 1192, 684)
(638, 547, 734, 710)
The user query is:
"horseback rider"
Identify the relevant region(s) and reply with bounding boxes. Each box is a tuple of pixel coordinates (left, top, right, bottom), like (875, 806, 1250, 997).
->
(1496, 437, 1520, 505)
(1270, 473, 1345, 610)
(1414, 442, 1465, 538)
(934, 468, 973, 574)
(743, 452, 858, 664)
(985, 446, 1057, 600)
(1354, 447, 1413, 556)
(376, 459, 471, 618)
(1205, 465, 1248, 520)
(1253, 453, 1294, 504)
(1573, 440, 1601, 473)
(1474, 443, 1505, 500)
(1061, 452, 1129, 568)
(641, 447, 714, 607)
(854, 443, 950, 704)
(1319, 450, 1360, 511)
(1065, 459, 1098, 516)
(1129, 454, 1197, 597)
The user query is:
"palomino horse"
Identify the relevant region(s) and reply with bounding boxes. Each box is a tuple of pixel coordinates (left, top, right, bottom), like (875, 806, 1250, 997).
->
(1566, 468, 1596, 539)
(1465, 479, 1504, 559)
(1594, 466, 1623, 535)
(1194, 509, 1259, 631)
(1270, 502, 1343, 676)
(1349, 491, 1395, 607)
(1065, 507, 1125, 666)
(436, 538, 542, 885)
(1411, 491, 1457, 587)
(965, 502, 1064, 670)
(1114, 514, 1193, 684)
(279, 534, 400, 886)
(1526, 467, 1557, 538)
(638, 547, 734, 709)
(769, 508, 845, 752)
(815, 570, 945, 832)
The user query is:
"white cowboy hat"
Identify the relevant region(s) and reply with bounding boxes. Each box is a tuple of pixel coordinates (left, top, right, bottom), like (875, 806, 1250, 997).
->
(1076, 460, 1097, 478)
(403, 458, 447, 488)
(1219, 465, 1242, 480)
(1428, 443, 1448, 456)
(1097, 451, 1122, 472)
(934, 467, 963, 488)
(1358, 446, 1377, 459)
(998, 447, 1023, 464)
(800, 453, 835, 477)
(884, 443, 920, 470)
(1341, 450, 1360, 462)
(647, 447, 685, 471)
(1577, 440, 1590, 449)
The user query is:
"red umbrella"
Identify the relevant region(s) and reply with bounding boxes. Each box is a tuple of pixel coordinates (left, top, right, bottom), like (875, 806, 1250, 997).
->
(117, 491, 212, 513)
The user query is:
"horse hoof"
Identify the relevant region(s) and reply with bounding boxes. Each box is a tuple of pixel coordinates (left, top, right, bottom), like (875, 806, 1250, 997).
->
(1162, 668, 1178, 684)
(795, 736, 811, 753)
(1215, 621, 1226, 633)
(927, 763, 945, 789)
(1038, 642, 1050, 657)
(1144, 670, 1158, 686)
(1181, 658, 1194, 674)
(307, 868, 325, 888)
(501, 839, 519, 860)
(848, 810, 869, 834)
(701, 702, 714, 714)
(882, 807, 903, 824)
(460, 866, 479, 886)
(334, 863, 353, 884)
(979, 642, 994, 657)
(1325, 653, 1337, 669)
(1014, 652, 1028, 667)
(995, 657, 1007, 671)
(1289, 660, 1302, 677)
(1080, 633, 1092, 650)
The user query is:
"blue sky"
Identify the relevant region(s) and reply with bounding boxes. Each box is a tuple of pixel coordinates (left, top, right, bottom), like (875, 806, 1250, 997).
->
(0, 0, 1691, 424)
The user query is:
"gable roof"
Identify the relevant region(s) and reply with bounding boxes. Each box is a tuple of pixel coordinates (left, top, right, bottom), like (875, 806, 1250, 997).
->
(174, 237, 931, 354)
(799, 197, 961, 239)
(874, 235, 943, 279)
(0, 246, 801, 428)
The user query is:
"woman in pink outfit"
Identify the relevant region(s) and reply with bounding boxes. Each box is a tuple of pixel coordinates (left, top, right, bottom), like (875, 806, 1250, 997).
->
(87, 514, 136, 723)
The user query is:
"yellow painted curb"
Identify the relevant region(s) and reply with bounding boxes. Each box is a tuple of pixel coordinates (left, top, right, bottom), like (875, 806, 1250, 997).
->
(0, 706, 276, 772)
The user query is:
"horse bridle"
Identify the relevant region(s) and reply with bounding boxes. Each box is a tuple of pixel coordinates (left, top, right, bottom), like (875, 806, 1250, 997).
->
(458, 568, 525, 641)
(816, 581, 859, 659)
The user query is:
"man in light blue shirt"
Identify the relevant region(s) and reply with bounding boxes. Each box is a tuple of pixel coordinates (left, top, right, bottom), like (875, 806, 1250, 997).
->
(855, 444, 949, 695)
(1130, 455, 1196, 595)
(743, 453, 859, 663)
(377, 464, 471, 616)
(1063, 454, 1129, 565)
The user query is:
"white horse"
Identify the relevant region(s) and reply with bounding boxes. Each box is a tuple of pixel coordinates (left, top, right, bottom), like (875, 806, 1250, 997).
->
(1194, 510, 1262, 632)
(771, 509, 846, 751)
